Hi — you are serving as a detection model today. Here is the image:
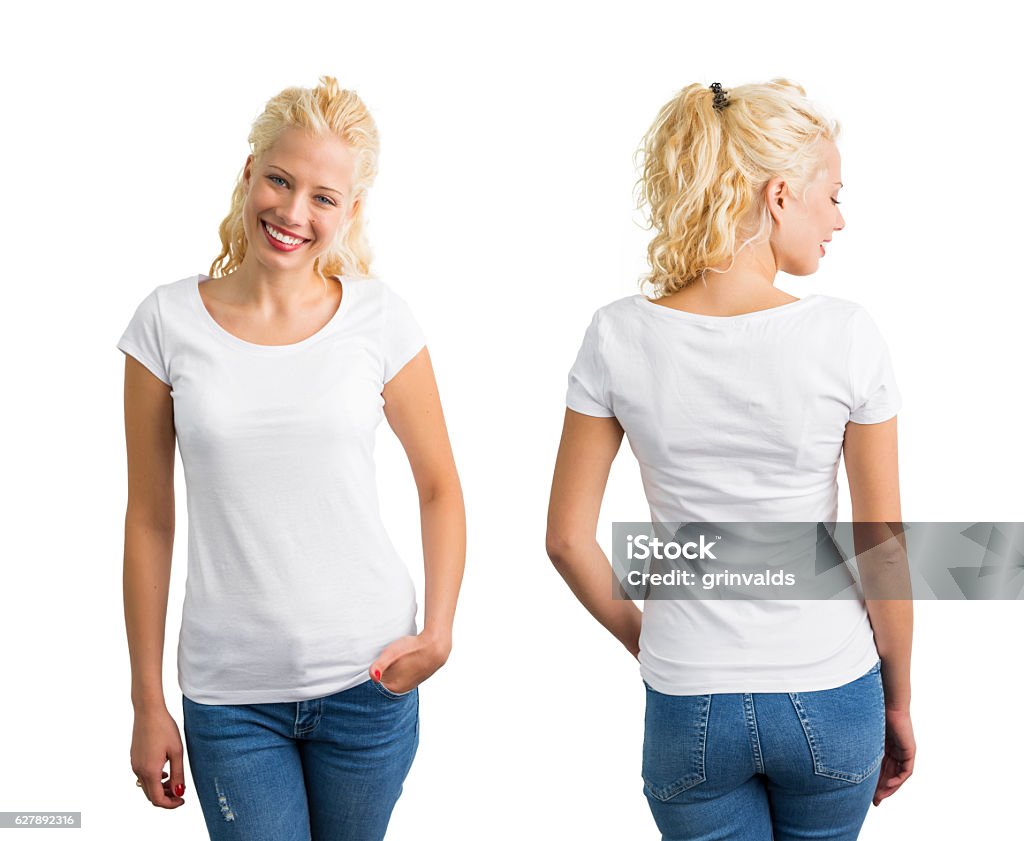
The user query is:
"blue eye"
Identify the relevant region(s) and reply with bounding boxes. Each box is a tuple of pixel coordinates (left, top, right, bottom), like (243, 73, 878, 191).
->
(266, 174, 335, 206)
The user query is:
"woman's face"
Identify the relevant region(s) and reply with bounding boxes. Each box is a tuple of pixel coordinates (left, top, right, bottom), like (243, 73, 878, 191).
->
(241, 127, 357, 273)
(768, 138, 845, 277)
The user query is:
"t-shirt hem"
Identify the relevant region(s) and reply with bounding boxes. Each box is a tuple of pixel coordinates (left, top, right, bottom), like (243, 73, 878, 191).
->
(566, 397, 615, 418)
(180, 672, 374, 705)
(639, 648, 881, 695)
(849, 400, 902, 425)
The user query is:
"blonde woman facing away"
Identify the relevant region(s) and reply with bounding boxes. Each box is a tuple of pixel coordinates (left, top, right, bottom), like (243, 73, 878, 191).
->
(119, 77, 465, 841)
(547, 80, 914, 840)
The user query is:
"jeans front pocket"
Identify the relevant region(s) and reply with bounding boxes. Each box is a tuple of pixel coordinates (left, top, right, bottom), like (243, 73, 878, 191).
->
(789, 660, 885, 783)
(370, 677, 417, 701)
(642, 682, 711, 802)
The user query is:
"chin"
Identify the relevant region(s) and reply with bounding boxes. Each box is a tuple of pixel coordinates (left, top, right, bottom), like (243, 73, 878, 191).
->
(782, 265, 817, 278)
(799, 258, 822, 277)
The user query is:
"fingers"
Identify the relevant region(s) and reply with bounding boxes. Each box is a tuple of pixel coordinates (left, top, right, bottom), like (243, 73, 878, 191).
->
(379, 652, 429, 694)
(872, 754, 914, 806)
(140, 768, 175, 808)
(169, 744, 187, 801)
(883, 749, 915, 786)
(368, 633, 448, 693)
(885, 762, 914, 787)
(140, 763, 185, 809)
(368, 636, 417, 682)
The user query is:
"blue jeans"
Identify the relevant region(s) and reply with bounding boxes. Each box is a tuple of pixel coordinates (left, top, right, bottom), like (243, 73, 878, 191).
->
(182, 678, 419, 841)
(643, 660, 884, 841)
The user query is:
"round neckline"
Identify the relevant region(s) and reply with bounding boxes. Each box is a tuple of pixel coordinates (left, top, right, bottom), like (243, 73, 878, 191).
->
(191, 273, 350, 353)
(636, 293, 819, 323)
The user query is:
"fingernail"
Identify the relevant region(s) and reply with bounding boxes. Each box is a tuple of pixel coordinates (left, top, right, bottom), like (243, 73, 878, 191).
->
(373, 669, 381, 680)
(174, 783, 185, 797)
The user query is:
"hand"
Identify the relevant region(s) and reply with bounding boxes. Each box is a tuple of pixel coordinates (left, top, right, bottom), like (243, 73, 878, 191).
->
(131, 706, 187, 809)
(369, 629, 452, 695)
(873, 708, 915, 806)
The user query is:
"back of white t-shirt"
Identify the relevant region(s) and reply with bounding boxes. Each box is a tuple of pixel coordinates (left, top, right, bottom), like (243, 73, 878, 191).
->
(118, 274, 426, 704)
(566, 293, 903, 693)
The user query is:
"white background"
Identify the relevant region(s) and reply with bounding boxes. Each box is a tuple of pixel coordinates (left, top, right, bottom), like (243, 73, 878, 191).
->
(1, 1, 1020, 838)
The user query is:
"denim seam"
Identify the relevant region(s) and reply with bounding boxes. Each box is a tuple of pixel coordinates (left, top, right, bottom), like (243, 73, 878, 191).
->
(743, 694, 765, 774)
(293, 699, 323, 737)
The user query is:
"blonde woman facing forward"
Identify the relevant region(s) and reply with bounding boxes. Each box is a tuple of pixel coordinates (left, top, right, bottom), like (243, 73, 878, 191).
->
(547, 80, 914, 840)
(120, 77, 465, 841)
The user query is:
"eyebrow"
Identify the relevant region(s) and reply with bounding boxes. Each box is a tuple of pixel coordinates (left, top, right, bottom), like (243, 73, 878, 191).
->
(834, 182, 844, 187)
(266, 164, 344, 196)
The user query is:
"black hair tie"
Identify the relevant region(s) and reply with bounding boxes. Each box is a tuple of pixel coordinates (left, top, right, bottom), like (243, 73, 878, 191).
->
(710, 82, 729, 112)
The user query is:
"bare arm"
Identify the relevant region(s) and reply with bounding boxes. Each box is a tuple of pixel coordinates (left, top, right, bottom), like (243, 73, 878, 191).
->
(370, 347, 466, 691)
(845, 414, 915, 806)
(121, 354, 184, 808)
(843, 415, 912, 710)
(546, 408, 642, 657)
(122, 355, 176, 709)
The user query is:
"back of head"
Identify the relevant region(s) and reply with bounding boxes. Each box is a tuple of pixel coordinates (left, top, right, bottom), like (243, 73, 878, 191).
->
(211, 76, 380, 280)
(637, 78, 840, 296)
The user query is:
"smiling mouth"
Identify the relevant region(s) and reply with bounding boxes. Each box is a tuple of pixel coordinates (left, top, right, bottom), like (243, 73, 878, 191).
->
(261, 220, 310, 250)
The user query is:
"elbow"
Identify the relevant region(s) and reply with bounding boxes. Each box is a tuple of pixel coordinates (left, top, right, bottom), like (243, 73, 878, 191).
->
(417, 472, 464, 508)
(545, 529, 586, 566)
(545, 532, 564, 565)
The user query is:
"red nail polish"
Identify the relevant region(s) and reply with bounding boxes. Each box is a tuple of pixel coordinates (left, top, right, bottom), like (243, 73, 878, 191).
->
(374, 669, 381, 680)
(174, 783, 185, 797)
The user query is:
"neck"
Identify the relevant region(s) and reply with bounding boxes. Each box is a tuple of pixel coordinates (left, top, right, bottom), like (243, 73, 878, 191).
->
(228, 255, 330, 304)
(660, 239, 784, 307)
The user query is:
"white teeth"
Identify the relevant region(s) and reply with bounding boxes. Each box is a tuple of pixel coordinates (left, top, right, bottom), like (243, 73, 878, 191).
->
(264, 221, 304, 245)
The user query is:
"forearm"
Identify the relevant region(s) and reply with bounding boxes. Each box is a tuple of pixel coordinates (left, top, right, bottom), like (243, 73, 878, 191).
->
(854, 525, 913, 710)
(418, 483, 465, 648)
(548, 538, 642, 657)
(865, 599, 913, 710)
(123, 518, 174, 712)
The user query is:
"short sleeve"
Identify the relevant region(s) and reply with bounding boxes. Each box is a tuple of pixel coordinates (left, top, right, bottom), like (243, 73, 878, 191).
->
(847, 307, 902, 424)
(117, 288, 171, 386)
(566, 310, 615, 417)
(381, 283, 427, 384)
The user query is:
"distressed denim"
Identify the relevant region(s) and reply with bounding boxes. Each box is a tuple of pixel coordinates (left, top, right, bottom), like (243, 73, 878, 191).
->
(182, 678, 418, 841)
(643, 660, 885, 840)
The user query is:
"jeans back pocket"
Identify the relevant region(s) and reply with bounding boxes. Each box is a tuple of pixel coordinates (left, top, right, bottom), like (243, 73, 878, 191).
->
(788, 660, 885, 784)
(642, 682, 711, 802)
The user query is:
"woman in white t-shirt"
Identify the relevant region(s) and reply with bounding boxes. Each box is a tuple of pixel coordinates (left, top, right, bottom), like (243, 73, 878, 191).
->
(119, 77, 465, 841)
(547, 79, 915, 840)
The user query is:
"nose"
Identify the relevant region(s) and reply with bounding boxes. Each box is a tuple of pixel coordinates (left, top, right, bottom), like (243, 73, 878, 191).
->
(834, 206, 845, 231)
(274, 192, 305, 228)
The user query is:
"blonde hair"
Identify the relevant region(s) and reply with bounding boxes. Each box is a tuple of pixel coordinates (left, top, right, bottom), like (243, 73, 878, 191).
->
(637, 78, 840, 297)
(210, 76, 380, 284)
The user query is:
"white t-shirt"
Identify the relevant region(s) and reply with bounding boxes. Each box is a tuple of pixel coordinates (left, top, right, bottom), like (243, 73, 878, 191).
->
(566, 293, 903, 694)
(118, 274, 426, 704)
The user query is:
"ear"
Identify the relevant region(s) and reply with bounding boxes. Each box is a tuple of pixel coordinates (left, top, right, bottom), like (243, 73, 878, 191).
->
(242, 154, 255, 187)
(346, 196, 360, 223)
(764, 177, 790, 224)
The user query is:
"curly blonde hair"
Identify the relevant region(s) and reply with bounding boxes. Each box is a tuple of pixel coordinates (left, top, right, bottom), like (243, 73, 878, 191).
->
(637, 78, 840, 297)
(210, 76, 380, 284)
